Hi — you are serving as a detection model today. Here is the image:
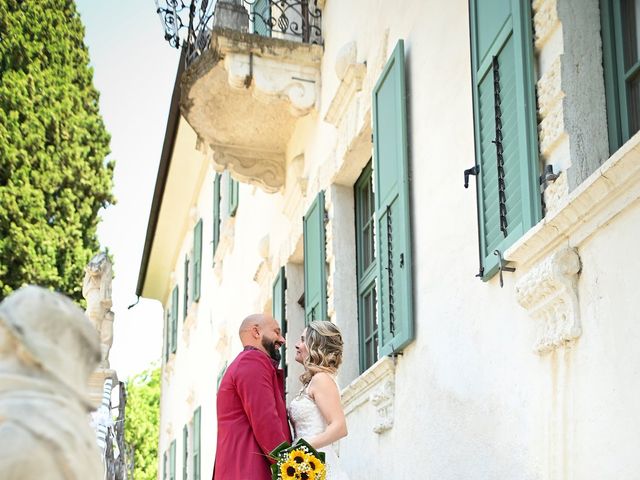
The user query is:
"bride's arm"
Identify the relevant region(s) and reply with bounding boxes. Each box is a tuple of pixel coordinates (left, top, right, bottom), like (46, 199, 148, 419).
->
(307, 372, 348, 449)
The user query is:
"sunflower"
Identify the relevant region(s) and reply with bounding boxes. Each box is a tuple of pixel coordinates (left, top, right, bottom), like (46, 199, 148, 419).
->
(307, 457, 325, 480)
(288, 449, 307, 464)
(280, 459, 299, 480)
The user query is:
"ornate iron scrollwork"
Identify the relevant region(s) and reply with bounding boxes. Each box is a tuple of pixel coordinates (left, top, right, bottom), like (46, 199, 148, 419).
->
(155, 0, 323, 67)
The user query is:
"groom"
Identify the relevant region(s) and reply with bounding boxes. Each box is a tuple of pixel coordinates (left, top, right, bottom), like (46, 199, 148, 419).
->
(213, 313, 291, 480)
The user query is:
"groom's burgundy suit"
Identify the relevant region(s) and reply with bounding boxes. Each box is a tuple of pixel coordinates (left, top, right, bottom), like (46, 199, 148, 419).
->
(213, 347, 291, 480)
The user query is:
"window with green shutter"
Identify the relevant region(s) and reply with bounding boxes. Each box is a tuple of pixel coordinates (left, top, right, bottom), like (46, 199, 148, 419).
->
(252, 0, 272, 37)
(272, 267, 287, 375)
(228, 175, 239, 217)
(183, 257, 189, 321)
(169, 440, 176, 480)
(182, 425, 188, 480)
(469, 0, 541, 280)
(171, 286, 179, 354)
(355, 161, 379, 372)
(164, 308, 170, 363)
(601, 0, 640, 153)
(193, 219, 203, 302)
(212, 174, 221, 262)
(217, 361, 228, 390)
(193, 407, 201, 480)
(163, 451, 168, 480)
(372, 40, 414, 356)
(303, 191, 327, 324)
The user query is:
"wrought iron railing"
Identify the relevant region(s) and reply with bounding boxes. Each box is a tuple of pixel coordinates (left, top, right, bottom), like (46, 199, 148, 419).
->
(155, 0, 322, 66)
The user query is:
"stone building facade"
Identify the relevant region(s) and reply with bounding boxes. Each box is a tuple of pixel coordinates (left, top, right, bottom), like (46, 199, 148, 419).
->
(138, 1, 640, 478)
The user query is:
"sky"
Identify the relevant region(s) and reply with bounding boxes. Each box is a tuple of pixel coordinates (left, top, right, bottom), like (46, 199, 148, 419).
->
(75, 1, 181, 379)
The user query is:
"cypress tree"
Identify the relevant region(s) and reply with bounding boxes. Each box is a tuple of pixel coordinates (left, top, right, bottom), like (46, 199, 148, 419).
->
(0, 0, 115, 302)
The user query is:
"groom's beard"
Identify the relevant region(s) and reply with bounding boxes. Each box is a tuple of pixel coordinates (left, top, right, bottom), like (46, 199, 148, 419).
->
(262, 337, 282, 363)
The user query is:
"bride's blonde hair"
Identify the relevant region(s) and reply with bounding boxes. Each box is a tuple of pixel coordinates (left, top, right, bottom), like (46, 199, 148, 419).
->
(300, 320, 344, 386)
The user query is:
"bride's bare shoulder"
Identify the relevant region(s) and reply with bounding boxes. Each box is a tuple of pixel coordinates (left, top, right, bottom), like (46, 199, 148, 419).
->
(308, 372, 338, 396)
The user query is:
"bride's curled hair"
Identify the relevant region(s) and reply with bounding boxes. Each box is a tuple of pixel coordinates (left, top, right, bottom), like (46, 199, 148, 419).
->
(300, 320, 344, 386)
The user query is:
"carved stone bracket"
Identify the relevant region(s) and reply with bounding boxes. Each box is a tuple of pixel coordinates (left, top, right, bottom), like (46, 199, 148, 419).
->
(181, 28, 322, 193)
(515, 248, 582, 354)
(325, 41, 367, 127)
(342, 356, 395, 434)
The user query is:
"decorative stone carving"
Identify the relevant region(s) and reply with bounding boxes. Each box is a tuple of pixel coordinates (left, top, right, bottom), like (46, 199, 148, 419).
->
(515, 248, 582, 354)
(0, 286, 103, 480)
(325, 42, 366, 127)
(370, 379, 395, 434)
(83, 252, 114, 369)
(342, 356, 396, 434)
(181, 28, 322, 193)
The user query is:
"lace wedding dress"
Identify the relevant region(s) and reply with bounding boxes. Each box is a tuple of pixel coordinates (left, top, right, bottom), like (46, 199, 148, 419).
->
(288, 381, 350, 480)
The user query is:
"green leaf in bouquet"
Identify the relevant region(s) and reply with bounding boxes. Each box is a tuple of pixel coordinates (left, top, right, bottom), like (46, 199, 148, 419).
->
(269, 440, 293, 461)
(270, 462, 279, 480)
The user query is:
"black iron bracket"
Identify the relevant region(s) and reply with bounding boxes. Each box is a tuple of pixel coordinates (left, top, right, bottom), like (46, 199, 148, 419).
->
(539, 164, 559, 192)
(464, 165, 479, 188)
(493, 249, 515, 288)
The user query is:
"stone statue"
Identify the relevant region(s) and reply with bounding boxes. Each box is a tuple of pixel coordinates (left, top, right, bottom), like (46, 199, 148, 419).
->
(0, 285, 103, 480)
(83, 252, 114, 368)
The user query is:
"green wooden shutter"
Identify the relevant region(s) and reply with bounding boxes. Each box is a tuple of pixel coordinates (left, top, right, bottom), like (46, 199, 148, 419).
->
(183, 257, 189, 321)
(163, 451, 167, 480)
(469, 0, 541, 279)
(164, 309, 170, 363)
(193, 407, 201, 480)
(303, 191, 327, 324)
(212, 174, 221, 261)
(171, 286, 179, 353)
(252, 0, 271, 37)
(272, 267, 287, 371)
(228, 175, 239, 217)
(217, 361, 228, 390)
(372, 40, 414, 357)
(193, 219, 203, 302)
(169, 440, 176, 480)
(182, 425, 188, 480)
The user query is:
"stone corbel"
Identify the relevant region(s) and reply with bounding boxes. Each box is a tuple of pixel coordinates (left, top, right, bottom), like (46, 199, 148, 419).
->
(325, 41, 367, 127)
(515, 248, 582, 354)
(212, 146, 285, 193)
(370, 378, 395, 434)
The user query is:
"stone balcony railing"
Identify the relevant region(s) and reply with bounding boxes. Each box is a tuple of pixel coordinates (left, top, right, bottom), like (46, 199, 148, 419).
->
(156, 0, 324, 192)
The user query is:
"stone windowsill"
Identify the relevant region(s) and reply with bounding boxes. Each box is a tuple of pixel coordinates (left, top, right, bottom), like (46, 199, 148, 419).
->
(341, 355, 395, 414)
(506, 131, 640, 268)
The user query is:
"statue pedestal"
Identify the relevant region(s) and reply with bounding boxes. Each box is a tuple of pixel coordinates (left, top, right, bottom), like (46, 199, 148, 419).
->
(88, 368, 118, 408)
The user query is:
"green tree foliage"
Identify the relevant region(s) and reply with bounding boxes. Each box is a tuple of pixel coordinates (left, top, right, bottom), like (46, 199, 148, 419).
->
(0, 0, 115, 302)
(125, 365, 161, 480)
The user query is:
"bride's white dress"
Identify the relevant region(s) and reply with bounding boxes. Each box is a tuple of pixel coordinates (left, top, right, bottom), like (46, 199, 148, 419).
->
(288, 382, 350, 480)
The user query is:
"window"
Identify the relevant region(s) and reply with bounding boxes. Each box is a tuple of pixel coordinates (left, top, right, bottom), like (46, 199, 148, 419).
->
(169, 440, 176, 480)
(601, 0, 640, 152)
(355, 162, 379, 372)
(183, 256, 189, 321)
(228, 174, 239, 217)
(252, 0, 272, 37)
(171, 285, 179, 354)
(193, 218, 203, 302)
(469, 0, 541, 279)
(303, 191, 327, 324)
(193, 407, 201, 480)
(371, 40, 415, 356)
(212, 174, 221, 262)
(272, 267, 287, 376)
(182, 425, 188, 480)
(164, 308, 171, 363)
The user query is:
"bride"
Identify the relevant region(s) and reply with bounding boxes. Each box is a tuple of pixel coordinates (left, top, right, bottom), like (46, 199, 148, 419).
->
(288, 320, 350, 479)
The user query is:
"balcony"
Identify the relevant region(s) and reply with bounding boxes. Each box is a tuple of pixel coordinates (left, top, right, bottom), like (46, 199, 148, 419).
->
(156, 0, 324, 192)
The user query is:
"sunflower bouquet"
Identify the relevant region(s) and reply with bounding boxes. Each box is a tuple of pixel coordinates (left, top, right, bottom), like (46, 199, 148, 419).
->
(269, 438, 326, 480)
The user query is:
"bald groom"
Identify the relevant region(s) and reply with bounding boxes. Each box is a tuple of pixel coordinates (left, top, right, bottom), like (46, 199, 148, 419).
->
(212, 314, 292, 480)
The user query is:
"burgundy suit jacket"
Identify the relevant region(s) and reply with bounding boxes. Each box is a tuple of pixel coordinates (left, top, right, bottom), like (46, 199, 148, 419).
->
(213, 348, 291, 480)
